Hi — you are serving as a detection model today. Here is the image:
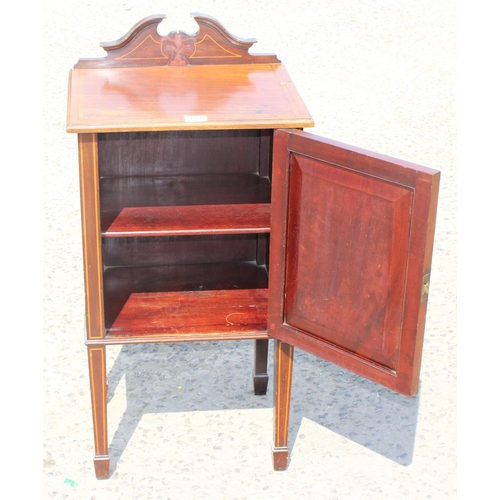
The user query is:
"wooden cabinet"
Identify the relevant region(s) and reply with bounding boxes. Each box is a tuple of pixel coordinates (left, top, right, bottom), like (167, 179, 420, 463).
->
(67, 14, 439, 479)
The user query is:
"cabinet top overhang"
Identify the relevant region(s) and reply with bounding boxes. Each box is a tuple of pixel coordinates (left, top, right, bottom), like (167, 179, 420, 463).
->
(66, 13, 314, 133)
(66, 63, 314, 133)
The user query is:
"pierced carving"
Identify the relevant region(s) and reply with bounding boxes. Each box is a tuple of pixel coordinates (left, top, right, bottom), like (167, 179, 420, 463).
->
(75, 13, 280, 68)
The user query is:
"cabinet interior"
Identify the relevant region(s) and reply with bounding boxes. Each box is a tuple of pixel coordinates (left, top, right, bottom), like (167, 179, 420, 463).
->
(98, 129, 274, 342)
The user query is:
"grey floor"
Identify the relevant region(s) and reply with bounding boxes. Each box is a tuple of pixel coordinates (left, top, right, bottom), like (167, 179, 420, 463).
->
(43, 1, 456, 498)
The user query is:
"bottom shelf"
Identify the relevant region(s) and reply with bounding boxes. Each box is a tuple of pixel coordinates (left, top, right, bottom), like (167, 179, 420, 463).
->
(105, 288, 268, 343)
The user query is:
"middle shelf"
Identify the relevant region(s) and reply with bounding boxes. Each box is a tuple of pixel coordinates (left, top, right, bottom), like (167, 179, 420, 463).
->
(103, 203, 271, 237)
(100, 173, 272, 235)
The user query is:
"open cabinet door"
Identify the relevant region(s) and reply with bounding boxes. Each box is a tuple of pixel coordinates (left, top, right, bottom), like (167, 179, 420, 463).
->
(268, 129, 439, 469)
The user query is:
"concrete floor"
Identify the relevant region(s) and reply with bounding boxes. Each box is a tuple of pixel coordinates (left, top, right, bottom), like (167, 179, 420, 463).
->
(43, 1, 456, 498)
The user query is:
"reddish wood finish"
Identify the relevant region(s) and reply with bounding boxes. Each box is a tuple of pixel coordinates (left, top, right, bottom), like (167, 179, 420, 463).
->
(101, 262, 269, 339)
(66, 64, 313, 133)
(68, 14, 440, 479)
(75, 13, 280, 68)
(87, 346, 109, 479)
(78, 134, 105, 340)
(105, 288, 268, 341)
(286, 155, 412, 371)
(269, 129, 440, 397)
(93, 456, 110, 481)
(103, 203, 271, 238)
(100, 174, 271, 232)
(273, 340, 294, 470)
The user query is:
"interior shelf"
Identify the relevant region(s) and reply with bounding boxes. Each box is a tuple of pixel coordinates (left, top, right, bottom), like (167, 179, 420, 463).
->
(100, 173, 272, 232)
(103, 203, 271, 237)
(105, 288, 268, 343)
(102, 262, 269, 343)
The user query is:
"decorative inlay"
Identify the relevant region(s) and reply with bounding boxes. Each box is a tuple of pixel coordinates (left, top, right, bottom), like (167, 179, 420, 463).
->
(117, 35, 165, 61)
(191, 34, 241, 59)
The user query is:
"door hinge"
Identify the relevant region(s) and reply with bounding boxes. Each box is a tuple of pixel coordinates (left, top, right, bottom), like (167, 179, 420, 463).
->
(421, 273, 431, 302)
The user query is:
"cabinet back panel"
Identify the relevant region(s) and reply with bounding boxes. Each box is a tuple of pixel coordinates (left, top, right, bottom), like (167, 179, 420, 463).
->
(98, 130, 264, 176)
(102, 234, 265, 267)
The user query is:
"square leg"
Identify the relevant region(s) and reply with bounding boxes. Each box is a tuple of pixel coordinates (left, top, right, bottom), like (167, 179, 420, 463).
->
(253, 339, 269, 395)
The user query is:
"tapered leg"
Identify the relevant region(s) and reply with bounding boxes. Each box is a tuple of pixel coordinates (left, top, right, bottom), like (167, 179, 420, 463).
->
(253, 339, 269, 395)
(273, 340, 294, 470)
(88, 346, 110, 479)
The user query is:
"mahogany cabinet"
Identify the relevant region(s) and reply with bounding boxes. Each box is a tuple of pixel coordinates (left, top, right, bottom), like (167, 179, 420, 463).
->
(66, 14, 440, 479)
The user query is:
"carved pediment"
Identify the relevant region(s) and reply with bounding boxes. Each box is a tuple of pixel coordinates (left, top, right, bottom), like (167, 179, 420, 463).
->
(75, 13, 280, 68)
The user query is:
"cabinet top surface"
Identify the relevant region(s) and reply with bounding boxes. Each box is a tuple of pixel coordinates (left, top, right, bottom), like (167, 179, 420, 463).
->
(66, 63, 314, 133)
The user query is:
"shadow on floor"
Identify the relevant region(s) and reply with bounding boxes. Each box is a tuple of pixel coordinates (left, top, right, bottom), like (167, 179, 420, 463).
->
(105, 340, 419, 475)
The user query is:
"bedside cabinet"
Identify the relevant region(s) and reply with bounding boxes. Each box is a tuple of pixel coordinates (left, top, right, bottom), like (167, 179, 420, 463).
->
(67, 13, 439, 479)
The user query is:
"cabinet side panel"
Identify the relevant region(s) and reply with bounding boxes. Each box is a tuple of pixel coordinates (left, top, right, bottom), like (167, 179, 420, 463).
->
(98, 130, 262, 176)
(78, 134, 105, 339)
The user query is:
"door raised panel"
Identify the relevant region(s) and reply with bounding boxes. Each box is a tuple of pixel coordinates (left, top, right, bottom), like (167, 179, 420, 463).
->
(269, 129, 439, 396)
(285, 153, 413, 371)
